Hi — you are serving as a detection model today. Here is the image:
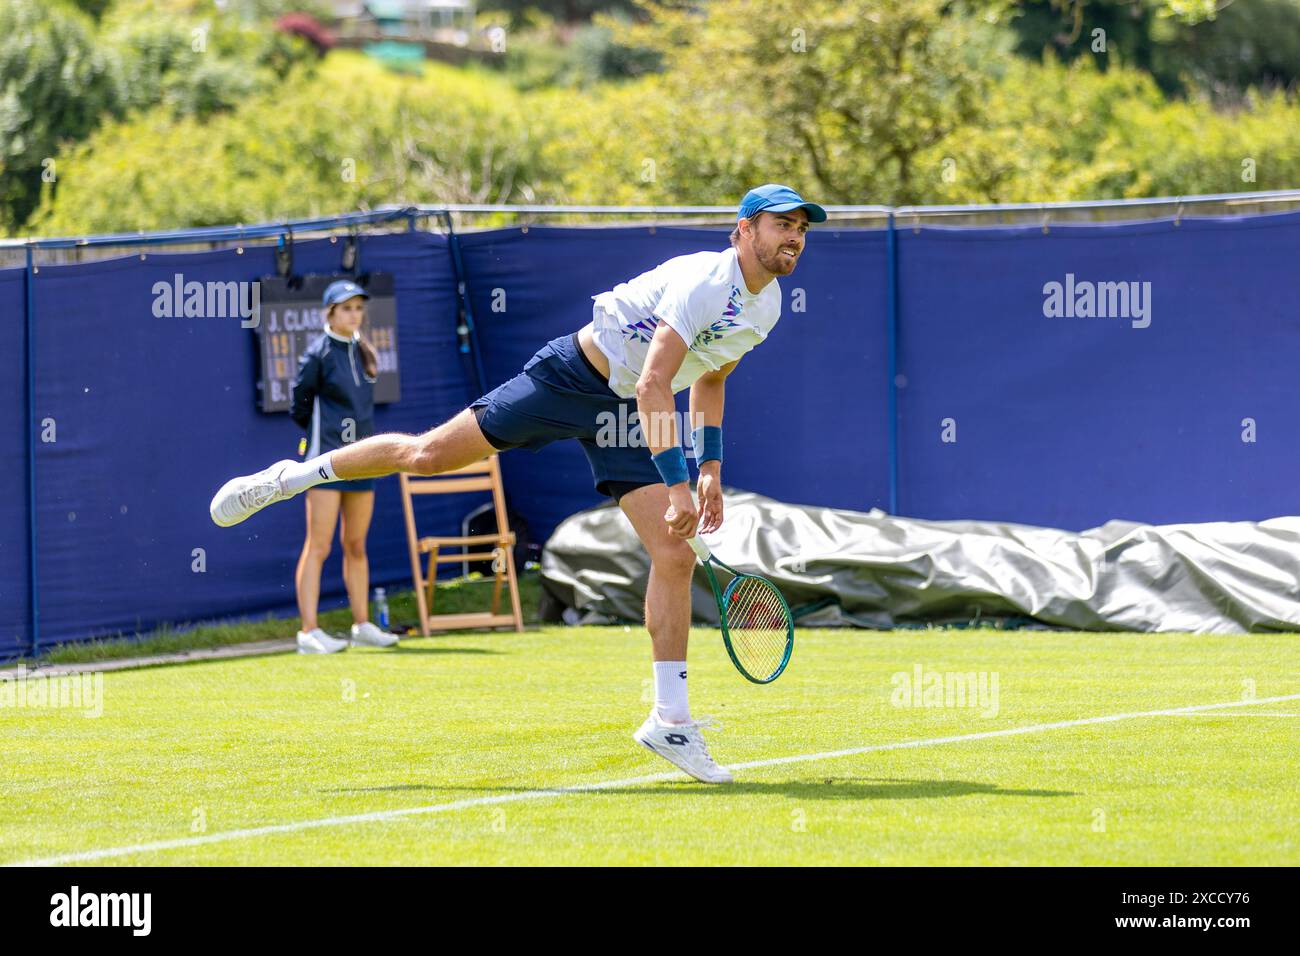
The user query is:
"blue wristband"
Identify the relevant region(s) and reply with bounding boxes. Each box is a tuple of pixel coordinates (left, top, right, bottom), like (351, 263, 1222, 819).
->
(652, 447, 690, 487)
(691, 425, 723, 465)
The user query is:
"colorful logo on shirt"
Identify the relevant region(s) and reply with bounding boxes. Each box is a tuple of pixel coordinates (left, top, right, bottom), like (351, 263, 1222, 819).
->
(692, 286, 745, 348)
(723, 284, 744, 319)
(623, 315, 660, 344)
(692, 316, 741, 349)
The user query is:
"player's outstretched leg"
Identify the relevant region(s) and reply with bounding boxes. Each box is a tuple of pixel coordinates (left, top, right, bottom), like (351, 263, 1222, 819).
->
(209, 408, 496, 527)
(617, 484, 733, 784)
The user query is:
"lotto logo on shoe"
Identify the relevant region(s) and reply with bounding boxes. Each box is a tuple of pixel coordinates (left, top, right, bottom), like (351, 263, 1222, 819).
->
(665, 733, 689, 746)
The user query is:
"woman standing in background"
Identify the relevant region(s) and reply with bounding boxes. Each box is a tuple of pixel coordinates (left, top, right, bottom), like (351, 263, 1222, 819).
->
(289, 280, 398, 654)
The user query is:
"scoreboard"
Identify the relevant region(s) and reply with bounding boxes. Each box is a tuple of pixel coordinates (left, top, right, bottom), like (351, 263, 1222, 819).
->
(254, 273, 400, 413)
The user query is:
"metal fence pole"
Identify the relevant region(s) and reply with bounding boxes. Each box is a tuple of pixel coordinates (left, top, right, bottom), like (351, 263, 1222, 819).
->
(24, 245, 39, 657)
(439, 212, 488, 396)
(885, 213, 900, 516)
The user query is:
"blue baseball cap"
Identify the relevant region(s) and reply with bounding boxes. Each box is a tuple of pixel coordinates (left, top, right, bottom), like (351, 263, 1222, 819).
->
(322, 279, 369, 307)
(737, 184, 827, 224)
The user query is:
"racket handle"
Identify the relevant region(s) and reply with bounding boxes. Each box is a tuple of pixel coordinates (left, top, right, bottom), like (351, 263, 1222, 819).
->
(686, 536, 711, 561)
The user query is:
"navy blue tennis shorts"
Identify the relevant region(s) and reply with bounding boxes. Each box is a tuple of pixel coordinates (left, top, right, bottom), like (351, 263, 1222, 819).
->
(327, 477, 375, 493)
(469, 332, 661, 500)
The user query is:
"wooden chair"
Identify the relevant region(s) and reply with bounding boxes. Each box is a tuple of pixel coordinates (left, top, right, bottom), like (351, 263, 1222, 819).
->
(398, 455, 524, 635)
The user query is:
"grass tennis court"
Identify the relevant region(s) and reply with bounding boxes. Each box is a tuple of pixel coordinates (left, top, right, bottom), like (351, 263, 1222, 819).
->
(3, 626, 1296, 867)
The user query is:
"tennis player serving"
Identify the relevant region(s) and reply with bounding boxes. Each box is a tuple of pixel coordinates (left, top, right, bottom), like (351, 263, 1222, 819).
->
(211, 184, 825, 783)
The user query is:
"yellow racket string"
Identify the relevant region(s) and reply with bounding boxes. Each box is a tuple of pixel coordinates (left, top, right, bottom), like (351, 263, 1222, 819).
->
(725, 576, 791, 679)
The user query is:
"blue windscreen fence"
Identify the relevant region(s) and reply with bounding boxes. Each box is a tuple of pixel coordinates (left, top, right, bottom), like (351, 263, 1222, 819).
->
(5, 207, 1299, 657)
(895, 211, 1300, 528)
(15, 232, 472, 658)
(459, 226, 892, 537)
(2, 267, 30, 657)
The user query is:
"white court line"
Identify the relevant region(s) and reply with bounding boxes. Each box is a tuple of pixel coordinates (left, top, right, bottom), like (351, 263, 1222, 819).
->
(8, 692, 1299, 868)
(1167, 711, 1300, 718)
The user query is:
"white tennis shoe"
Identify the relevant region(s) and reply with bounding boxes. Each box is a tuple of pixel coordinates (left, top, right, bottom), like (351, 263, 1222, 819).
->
(350, 622, 398, 647)
(209, 459, 296, 527)
(297, 628, 348, 654)
(633, 711, 734, 784)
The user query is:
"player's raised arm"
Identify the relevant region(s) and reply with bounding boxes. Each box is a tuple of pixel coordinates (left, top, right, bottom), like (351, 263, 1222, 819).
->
(636, 321, 696, 537)
(688, 359, 736, 535)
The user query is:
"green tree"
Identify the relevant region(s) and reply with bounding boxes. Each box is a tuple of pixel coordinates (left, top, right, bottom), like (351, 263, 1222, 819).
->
(480, 0, 638, 30)
(1169, 0, 1300, 95)
(1009, 0, 1300, 96)
(105, 0, 333, 18)
(108, 17, 260, 117)
(918, 55, 1167, 203)
(0, 0, 124, 231)
(494, 18, 660, 89)
(30, 54, 547, 235)
(617, 0, 1015, 204)
(102, 5, 316, 118)
(67, 0, 113, 20)
(531, 75, 768, 204)
(917, 52, 1300, 203)
(23, 0, 1300, 237)
(1094, 88, 1300, 196)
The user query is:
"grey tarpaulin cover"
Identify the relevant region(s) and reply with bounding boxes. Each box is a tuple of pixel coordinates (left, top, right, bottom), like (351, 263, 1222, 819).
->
(540, 488, 1300, 633)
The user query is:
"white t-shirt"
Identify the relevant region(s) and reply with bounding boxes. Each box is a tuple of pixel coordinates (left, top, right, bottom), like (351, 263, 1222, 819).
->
(590, 247, 781, 399)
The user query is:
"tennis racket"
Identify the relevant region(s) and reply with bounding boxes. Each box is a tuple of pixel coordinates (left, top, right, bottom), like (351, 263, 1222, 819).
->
(687, 535, 794, 684)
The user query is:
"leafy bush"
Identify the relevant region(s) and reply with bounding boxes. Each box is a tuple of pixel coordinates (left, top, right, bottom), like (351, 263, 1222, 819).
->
(31, 54, 547, 234)
(529, 76, 767, 205)
(103, 3, 317, 119)
(1097, 90, 1300, 196)
(490, 15, 659, 90)
(20, 0, 1300, 237)
(0, 0, 124, 230)
(1009, 0, 1300, 98)
(612, 0, 1018, 204)
(918, 54, 1300, 202)
(918, 55, 1167, 203)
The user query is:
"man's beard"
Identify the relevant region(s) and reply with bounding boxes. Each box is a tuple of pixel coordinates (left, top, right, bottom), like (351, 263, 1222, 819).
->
(756, 241, 798, 275)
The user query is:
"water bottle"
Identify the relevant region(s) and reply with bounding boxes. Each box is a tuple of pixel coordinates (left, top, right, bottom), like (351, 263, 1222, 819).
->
(374, 587, 389, 630)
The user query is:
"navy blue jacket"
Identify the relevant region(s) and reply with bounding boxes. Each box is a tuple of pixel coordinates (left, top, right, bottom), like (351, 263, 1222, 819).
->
(289, 329, 376, 455)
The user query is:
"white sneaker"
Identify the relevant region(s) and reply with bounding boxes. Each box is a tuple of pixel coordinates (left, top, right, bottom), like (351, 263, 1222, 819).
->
(632, 711, 734, 784)
(350, 622, 398, 647)
(296, 628, 348, 654)
(209, 459, 296, 527)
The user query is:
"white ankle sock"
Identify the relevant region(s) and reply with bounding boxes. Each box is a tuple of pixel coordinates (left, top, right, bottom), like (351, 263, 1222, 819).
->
(279, 454, 337, 494)
(653, 660, 690, 725)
